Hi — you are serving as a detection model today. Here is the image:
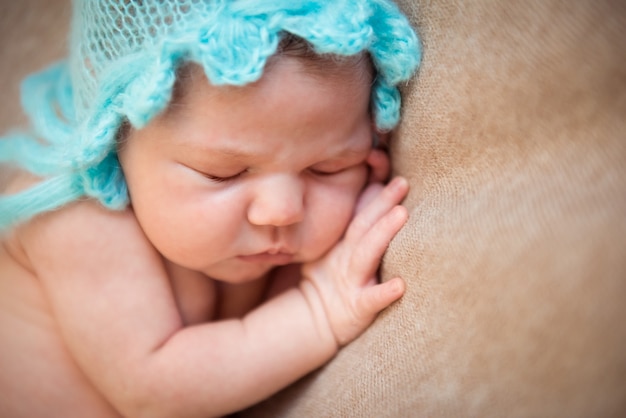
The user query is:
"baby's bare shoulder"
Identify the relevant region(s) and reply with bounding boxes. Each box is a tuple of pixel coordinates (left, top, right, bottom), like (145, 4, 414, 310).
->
(3, 171, 141, 272)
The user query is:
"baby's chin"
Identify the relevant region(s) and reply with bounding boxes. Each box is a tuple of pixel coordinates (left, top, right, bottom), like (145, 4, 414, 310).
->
(202, 263, 275, 284)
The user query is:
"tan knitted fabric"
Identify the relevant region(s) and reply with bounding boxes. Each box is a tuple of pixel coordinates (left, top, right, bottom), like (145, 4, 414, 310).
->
(2, 1, 625, 417)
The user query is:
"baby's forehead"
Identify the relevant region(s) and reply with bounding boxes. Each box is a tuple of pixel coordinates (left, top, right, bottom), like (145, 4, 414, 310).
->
(147, 56, 374, 151)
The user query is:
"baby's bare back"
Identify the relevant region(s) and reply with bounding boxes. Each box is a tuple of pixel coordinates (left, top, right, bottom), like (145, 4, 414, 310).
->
(0, 240, 121, 417)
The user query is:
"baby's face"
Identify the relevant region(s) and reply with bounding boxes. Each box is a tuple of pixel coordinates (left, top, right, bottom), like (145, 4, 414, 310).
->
(118, 57, 373, 282)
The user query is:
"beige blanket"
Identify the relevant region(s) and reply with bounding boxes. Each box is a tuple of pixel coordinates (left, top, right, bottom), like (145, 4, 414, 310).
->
(2, 1, 625, 417)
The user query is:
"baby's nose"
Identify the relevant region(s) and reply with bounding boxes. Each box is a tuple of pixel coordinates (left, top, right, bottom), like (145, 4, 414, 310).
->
(247, 175, 304, 227)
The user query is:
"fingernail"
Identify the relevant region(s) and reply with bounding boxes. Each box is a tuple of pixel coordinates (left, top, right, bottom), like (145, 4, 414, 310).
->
(389, 278, 405, 295)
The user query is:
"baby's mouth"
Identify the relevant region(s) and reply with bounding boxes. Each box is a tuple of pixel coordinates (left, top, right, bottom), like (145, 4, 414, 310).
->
(237, 251, 294, 265)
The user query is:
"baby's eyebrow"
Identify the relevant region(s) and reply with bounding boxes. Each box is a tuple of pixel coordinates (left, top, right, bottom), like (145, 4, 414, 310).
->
(326, 145, 372, 160)
(197, 147, 363, 161)
(206, 147, 253, 159)
(180, 142, 262, 163)
(178, 133, 371, 163)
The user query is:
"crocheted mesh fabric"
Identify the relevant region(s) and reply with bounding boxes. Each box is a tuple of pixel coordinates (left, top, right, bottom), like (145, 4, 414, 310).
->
(0, 0, 421, 231)
(72, 0, 203, 119)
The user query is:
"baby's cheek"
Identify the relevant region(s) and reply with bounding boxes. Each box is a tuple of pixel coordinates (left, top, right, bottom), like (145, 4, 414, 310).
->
(332, 164, 369, 200)
(304, 184, 358, 257)
(353, 163, 370, 188)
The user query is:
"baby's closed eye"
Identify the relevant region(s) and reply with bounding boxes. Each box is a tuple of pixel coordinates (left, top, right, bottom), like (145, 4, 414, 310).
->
(181, 162, 248, 183)
(308, 157, 367, 177)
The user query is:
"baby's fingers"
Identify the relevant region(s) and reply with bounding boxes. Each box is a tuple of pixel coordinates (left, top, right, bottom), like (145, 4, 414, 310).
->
(347, 176, 409, 242)
(355, 183, 384, 213)
(358, 277, 405, 317)
(351, 204, 408, 280)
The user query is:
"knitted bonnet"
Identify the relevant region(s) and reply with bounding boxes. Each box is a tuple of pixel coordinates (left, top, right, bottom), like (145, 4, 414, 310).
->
(0, 0, 421, 231)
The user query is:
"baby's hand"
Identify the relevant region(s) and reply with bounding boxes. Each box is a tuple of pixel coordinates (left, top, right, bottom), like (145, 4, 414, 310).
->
(300, 177, 409, 346)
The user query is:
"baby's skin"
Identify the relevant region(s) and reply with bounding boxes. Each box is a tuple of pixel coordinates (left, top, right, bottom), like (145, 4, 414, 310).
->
(0, 56, 408, 417)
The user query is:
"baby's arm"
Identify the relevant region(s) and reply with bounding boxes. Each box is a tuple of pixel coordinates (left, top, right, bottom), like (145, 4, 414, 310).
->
(18, 178, 407, 418)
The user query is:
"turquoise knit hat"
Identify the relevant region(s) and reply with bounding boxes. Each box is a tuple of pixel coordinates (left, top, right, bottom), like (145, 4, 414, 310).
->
(0, 0, 421, 231)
